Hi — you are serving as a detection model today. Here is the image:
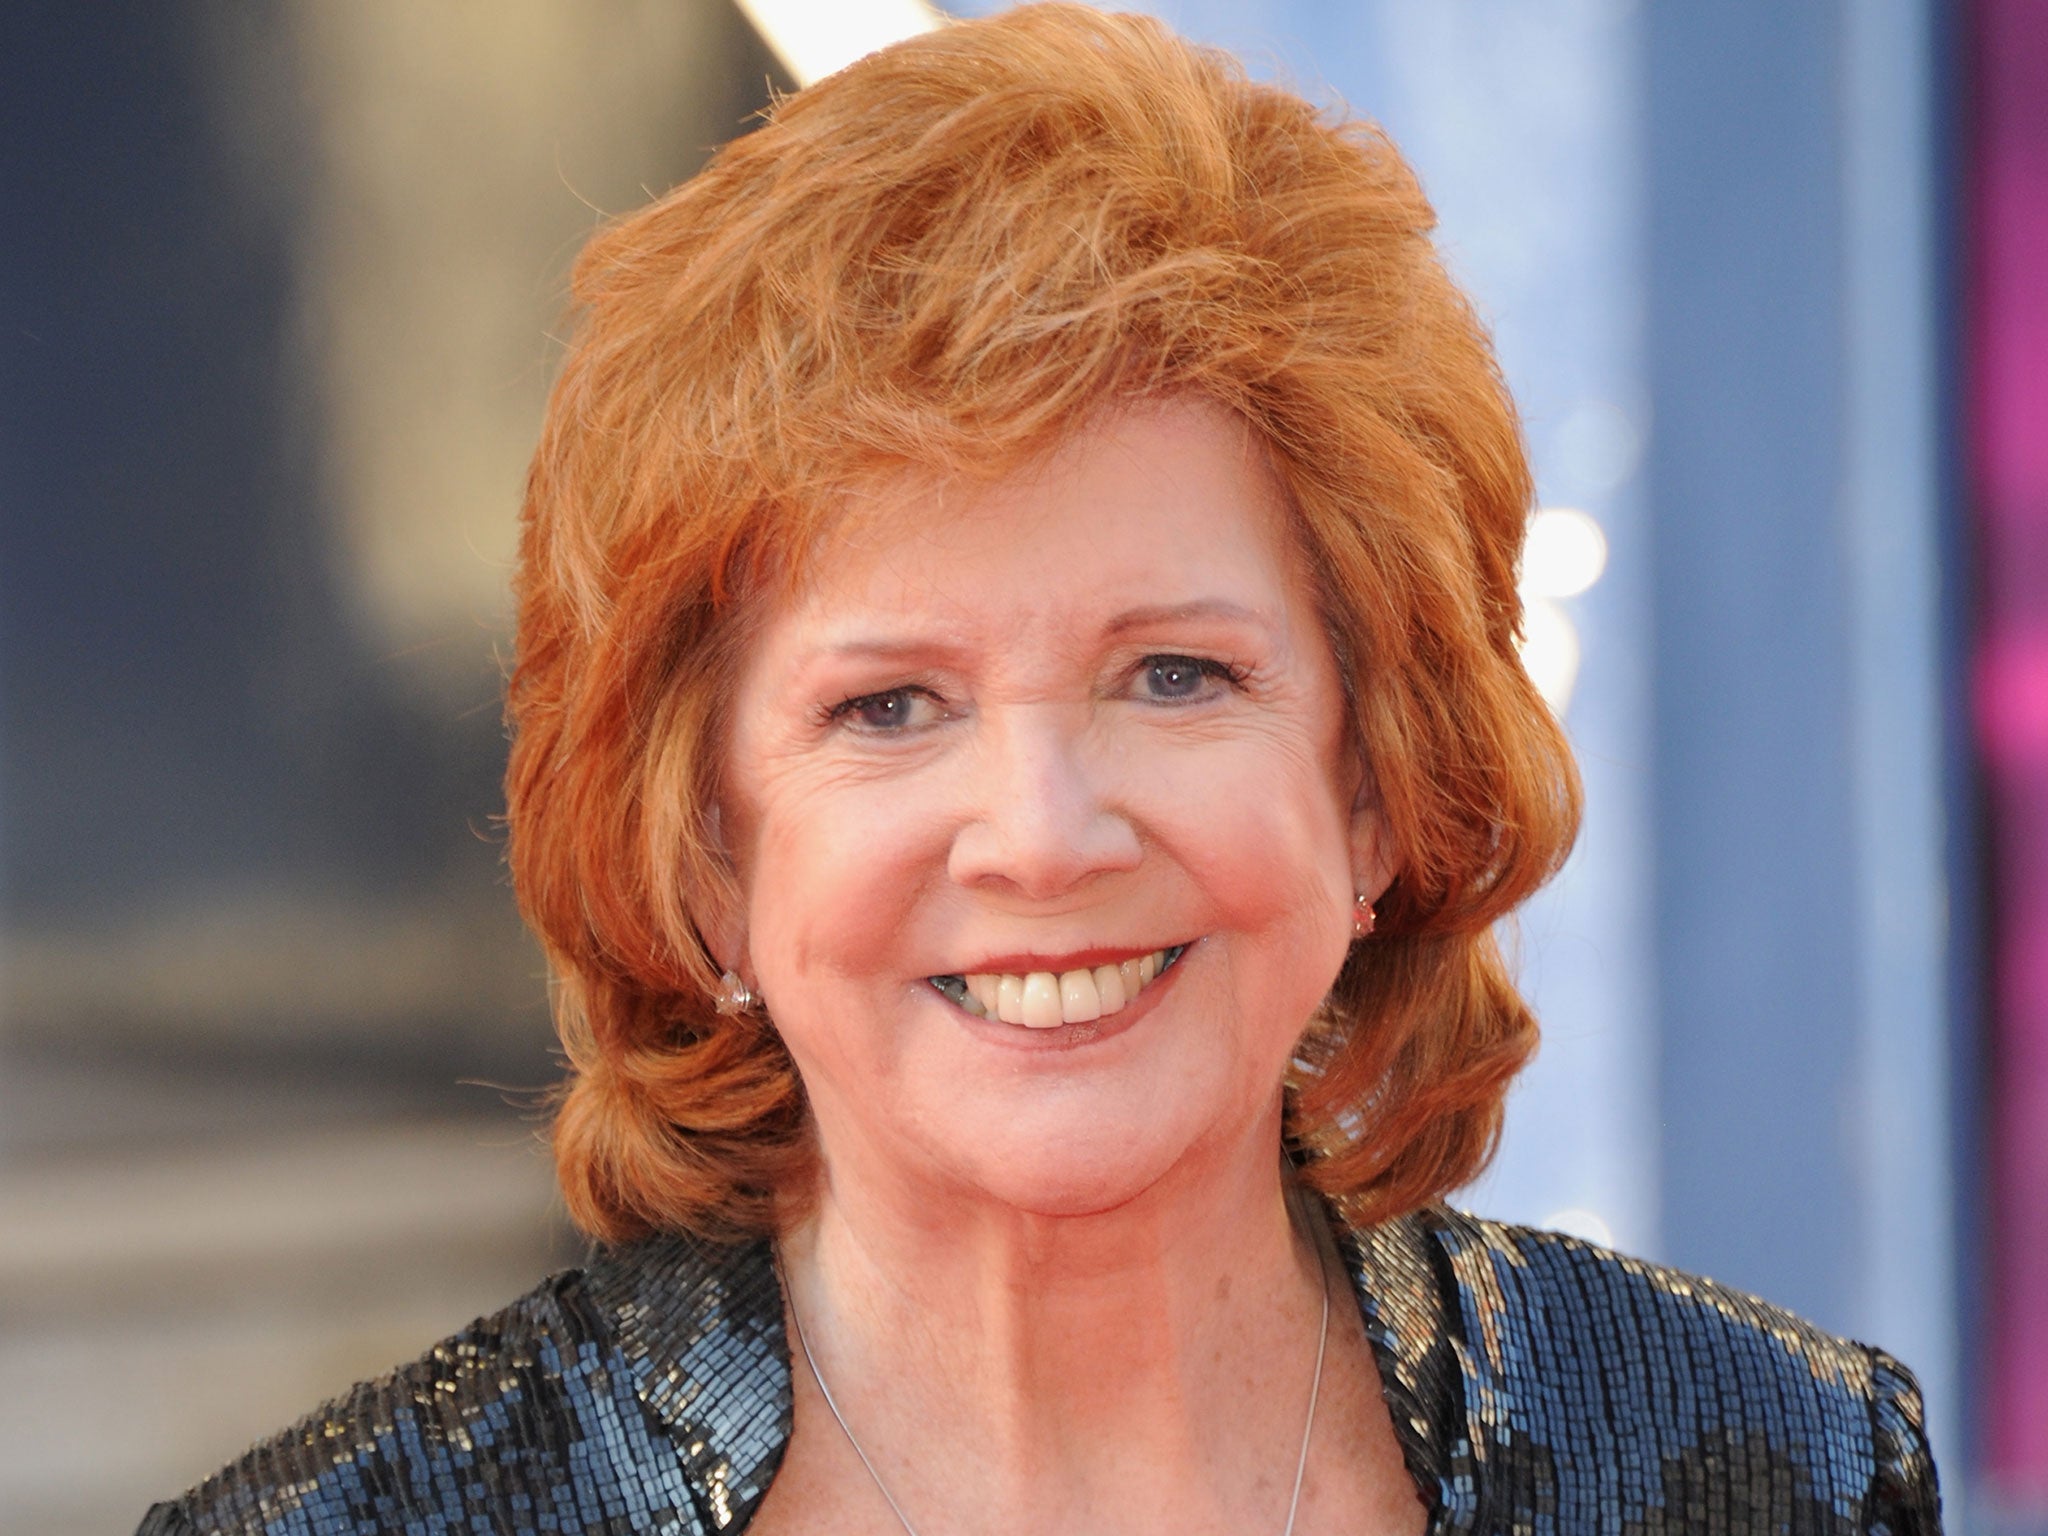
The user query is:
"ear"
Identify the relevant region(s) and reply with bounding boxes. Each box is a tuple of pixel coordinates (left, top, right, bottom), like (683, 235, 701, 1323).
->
(695, 801, 751, 982)
(1348, 766, 1399, 905)
(698, 901, 747, 984)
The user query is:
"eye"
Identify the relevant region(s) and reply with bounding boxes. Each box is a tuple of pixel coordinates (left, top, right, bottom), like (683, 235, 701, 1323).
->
(827, 686, 942, 733)
(1135, 654, 1243, 703)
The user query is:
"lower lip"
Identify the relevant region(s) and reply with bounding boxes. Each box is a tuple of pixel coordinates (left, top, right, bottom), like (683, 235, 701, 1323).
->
(939, 952, 1190, 1052)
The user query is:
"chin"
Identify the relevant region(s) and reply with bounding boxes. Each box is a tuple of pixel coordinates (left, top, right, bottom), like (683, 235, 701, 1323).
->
(965, 1159, 1172, 1220)
(931, 1101, 1247, 1221)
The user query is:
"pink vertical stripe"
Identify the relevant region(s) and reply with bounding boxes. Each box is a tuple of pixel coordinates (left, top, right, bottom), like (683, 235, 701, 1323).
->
(1973, 0, 2048, 1495)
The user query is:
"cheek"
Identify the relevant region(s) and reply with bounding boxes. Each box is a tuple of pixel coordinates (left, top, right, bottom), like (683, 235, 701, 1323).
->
(738, 769, 941, 987)
(1134, 727, 1356, 946)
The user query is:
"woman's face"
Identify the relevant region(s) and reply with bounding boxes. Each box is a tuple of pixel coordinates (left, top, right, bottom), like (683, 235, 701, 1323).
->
(721, 396, 1389, 1218)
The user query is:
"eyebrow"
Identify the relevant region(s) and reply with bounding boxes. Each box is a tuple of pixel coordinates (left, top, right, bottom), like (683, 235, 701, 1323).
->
(813, 635, 965, 663)
(1099, 598, 1278, 637)
(807, 599, 1279, 666)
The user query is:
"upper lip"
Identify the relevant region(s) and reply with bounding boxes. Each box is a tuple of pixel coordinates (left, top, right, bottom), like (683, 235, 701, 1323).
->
(930, 942, 1184, 976)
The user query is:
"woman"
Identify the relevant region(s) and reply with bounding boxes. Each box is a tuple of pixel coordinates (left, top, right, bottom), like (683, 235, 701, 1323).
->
(141, 6, 1941, 1533)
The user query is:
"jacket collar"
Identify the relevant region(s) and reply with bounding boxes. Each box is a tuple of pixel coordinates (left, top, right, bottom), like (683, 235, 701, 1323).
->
(1337, 1206, 1474, 1531)
(583, 1231, 793, 1529)
(585, 1204, 1467, 1532)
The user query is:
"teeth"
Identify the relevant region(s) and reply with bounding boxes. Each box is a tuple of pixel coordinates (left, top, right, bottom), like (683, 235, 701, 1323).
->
(931, 946, 1185, 1029)
(1092, 963, 1126, 1012)
(996, 974, 1025, 1025)
(1058, 969, 1102, 1023)
(927, 973, 987, 1017)
(1021, 972, 1063, 1029)
(1118, 956, 1143, 999)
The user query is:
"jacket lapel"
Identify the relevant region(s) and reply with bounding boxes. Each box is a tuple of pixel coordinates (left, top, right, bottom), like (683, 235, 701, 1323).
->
(1335, 1205, 1474, 1532)
(586, 1232, 792, 1530)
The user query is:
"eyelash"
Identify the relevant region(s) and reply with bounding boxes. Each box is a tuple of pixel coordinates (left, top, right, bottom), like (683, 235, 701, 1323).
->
(822, 686, 944, 732)
(821, 654, 1251, 734)
(1135, 654, 1250, 701)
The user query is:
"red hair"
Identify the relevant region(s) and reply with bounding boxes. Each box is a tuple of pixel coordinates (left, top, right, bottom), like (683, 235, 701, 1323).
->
(506, 2, 1581, 1242)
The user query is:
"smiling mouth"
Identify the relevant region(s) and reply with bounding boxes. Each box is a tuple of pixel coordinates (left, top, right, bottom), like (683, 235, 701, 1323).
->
(927, 945, 1188, 1029)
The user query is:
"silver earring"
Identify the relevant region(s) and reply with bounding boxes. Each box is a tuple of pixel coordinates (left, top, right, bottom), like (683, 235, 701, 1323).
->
(1352, 894, 1376, 939)
(714, 970, 759, 1015)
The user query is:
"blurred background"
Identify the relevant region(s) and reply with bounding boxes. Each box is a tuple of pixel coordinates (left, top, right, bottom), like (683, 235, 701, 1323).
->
(0, 0, 2038, 1531)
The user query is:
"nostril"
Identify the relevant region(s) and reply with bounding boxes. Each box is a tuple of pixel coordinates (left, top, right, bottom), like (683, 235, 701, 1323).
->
(945, 809, 1143, 895)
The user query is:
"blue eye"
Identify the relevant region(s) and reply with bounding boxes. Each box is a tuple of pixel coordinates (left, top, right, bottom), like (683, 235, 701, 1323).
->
(1140, 655, 1237, 701)
(829, 687, 933, 732)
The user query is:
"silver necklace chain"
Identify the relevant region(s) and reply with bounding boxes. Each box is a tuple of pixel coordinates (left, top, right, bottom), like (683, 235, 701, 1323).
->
(782, 1265, 1333, 1536)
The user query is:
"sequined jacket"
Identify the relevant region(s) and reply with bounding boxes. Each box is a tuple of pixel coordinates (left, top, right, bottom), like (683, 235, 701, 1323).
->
(138, 1204, 1941, 1535)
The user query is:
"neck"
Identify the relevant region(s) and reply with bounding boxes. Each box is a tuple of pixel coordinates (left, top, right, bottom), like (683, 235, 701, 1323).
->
(774, 1111, 1335, 1518)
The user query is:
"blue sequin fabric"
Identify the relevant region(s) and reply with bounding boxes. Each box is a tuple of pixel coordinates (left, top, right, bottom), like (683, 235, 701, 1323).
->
(138, 1205, 1940, 1534)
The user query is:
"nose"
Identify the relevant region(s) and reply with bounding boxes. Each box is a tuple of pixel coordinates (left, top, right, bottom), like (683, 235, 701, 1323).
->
(946, 707, 1142, 899)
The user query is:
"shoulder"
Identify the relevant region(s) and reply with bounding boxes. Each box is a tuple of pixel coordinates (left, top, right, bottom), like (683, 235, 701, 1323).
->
(139, 1233, 792, 1536)
(1351, 1206, 1942, 1534)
